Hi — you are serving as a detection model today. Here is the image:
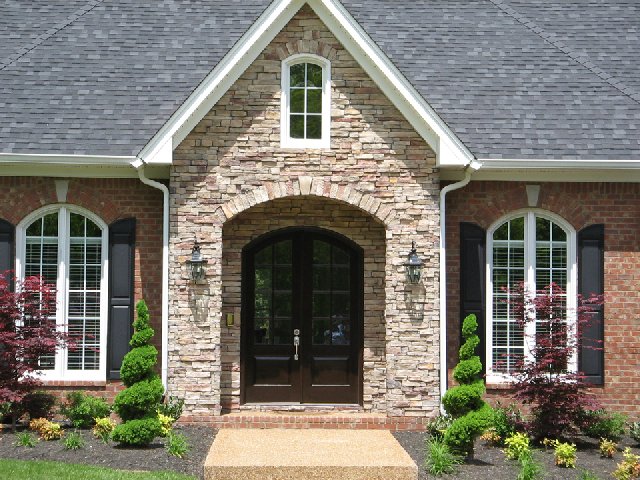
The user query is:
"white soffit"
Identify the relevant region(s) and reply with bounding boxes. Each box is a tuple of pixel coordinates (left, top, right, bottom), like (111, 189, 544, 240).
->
(138, 0, 474, 168)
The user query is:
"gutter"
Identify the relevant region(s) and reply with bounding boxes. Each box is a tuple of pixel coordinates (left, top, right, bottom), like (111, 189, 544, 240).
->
(439, 160, 481, 413)
(131, 158, 170, 393)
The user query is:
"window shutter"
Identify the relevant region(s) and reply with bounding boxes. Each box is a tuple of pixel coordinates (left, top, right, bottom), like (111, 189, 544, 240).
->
(108, 218, 136, 380)
(0, 219, 14, 282)
(460, 223, 486, 367)
(578, 224, 604, 385)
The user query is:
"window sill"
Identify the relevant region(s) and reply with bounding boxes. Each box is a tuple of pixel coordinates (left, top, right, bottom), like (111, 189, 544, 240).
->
(40, 380, 107, 387)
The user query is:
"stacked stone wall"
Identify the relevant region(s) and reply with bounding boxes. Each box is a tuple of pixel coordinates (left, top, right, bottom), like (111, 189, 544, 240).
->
(170, 5, 440, 418)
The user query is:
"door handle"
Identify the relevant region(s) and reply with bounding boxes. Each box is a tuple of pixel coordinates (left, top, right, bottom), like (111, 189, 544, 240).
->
(293, 329, 300, 361)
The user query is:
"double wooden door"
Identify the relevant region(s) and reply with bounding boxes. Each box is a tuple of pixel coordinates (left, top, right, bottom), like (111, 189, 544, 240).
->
(241, 228, 362, 404)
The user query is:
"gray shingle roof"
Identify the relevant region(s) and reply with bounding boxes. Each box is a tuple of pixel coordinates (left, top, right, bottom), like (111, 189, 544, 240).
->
(342, 0, 640, 159)
(1, 0, 639, 160)
(0, 0, 267, 156)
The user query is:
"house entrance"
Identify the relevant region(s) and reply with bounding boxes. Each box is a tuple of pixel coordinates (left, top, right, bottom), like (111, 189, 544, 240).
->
(241, 228, 363, 404)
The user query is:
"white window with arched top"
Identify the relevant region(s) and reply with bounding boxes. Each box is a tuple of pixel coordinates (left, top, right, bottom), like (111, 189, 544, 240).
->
(281, 54, 331, 149)
(16, 205, 108, 381)
(486, 210, 577, 383)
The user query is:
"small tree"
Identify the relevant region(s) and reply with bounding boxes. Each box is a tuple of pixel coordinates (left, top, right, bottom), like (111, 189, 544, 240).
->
(0, 274, 67, 428)
(443, 314, 492, 457)
(112, 300, 164, 446)
(509, 282, 602, 440)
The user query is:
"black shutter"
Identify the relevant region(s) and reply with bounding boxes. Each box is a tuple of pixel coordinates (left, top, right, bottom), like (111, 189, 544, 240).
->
(108, 218, 136, 380)
(578, 224, 604, 385)
(460, 223, 486, 369)
(0, 219, 14, 283)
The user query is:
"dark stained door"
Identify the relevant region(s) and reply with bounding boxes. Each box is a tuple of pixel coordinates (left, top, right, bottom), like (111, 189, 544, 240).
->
(242, 228, 362, 404)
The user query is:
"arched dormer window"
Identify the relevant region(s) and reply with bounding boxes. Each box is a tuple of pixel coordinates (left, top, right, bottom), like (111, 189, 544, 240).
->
(281, 54, 331, 149)
(486, 209, 577, 383)
(16, 205, 108, 381)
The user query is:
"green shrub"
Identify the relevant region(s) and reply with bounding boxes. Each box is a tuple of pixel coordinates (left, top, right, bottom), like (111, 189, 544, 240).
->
(442, 314, 491, 456)
(15, 432, 37, 448)
(158, 412, 173, 437)
(630, 422, 640, 445)
(112, 300, 164, 446)
(491, 403, 522, 444)
(600, 438, 618, 458)
(166, 432, 190, 459)
(424, 437, 461, 476)
(452, 357, 482, 384)
(63, 431, 85, 450)
(441, 381, 485, 417)
(61, 391, 110, 429)
(113, 376, 164, 421)
(426, 414, 453, 441)
(157, 396, 185, 422)
(39, 421, 64, 441)
(92, 417, 116, 443)
(443, 403, 492, 455)
(554, 441, 577, 468)
(504, 432, 531, 461)
(111, 416, 163, 446)
(582, 409, 626, 441)
(517, 451, 544, 480)
(612, 448, 640, 480)
(120, 345, 159, 386)
(20, 392, 56, 420)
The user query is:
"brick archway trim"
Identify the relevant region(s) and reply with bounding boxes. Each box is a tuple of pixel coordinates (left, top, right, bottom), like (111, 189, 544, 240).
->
(216, 177, 395, 227)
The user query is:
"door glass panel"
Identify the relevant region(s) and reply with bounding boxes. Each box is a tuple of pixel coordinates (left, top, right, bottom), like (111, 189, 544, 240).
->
(312, 240, 351, 345)
(253, 240, 293, 345)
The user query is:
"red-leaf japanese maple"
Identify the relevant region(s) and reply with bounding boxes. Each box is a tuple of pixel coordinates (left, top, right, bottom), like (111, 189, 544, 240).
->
(507, 282, 603, 440)
(0, 274, 68, 421)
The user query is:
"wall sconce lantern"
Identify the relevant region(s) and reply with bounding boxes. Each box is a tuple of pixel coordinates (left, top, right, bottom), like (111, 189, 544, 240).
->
(186, 240, 208, 282)
(403, 241, 423, 284)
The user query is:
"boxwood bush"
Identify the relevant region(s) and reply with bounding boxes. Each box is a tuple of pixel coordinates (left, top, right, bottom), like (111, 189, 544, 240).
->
(443, 314, 492, 457)
(112, 300, 163, 446)
(61, 391, 110, 429)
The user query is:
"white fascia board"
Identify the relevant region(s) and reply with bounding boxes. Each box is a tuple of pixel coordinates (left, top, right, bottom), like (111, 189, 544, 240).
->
(138, 0, 305, 162)
(476, 158, 640, 170)
(0, 153, 136, 165)
(137, 0, 473, 168)
(311, 0, 473, 167)
(0, 162, 169, 179)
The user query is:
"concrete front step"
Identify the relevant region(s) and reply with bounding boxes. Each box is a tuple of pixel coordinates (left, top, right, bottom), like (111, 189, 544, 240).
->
(204, 428, 418, 480)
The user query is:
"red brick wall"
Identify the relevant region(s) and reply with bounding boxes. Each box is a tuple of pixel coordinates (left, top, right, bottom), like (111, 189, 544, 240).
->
(0, 177, 164, 395)
(446, 181, 640, 417)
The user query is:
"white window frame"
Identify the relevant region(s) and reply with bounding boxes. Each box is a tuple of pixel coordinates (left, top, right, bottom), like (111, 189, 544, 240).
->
(280, 53, 331, 149)
(485, 209, 577, 384)
(16, 204, 109, 382)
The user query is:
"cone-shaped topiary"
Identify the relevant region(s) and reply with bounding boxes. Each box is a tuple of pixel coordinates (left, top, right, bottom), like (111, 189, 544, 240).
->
(442, 314, 492, 457)
(112, 300, 163, 446)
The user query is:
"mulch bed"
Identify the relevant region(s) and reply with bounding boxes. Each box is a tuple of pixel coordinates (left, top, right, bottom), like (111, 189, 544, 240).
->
(0, 425, 216, 479)
(2, 423, 639, 479)
(394, 431, 640, 479)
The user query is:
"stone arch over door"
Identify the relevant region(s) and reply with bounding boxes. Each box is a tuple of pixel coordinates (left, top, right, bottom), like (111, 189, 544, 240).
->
(213, 178, 396, 228)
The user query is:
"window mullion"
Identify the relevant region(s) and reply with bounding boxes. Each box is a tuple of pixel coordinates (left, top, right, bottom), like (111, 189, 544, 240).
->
(57, 207, 68, 377)
(524, 212, 536, 364)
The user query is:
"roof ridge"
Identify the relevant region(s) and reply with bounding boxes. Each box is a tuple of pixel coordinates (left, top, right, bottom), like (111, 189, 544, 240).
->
(0, 0, 105, 72)
(488, 0, 640, 106)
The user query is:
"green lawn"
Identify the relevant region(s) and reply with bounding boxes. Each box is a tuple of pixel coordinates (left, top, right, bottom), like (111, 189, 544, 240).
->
(0, 459, 197, 480)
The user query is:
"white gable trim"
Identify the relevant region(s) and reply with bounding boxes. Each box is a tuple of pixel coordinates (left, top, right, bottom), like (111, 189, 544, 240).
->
(137, 0, 473, 167)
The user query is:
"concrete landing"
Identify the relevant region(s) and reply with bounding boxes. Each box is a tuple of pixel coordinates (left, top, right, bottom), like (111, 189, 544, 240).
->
(204, 428, 418, 480)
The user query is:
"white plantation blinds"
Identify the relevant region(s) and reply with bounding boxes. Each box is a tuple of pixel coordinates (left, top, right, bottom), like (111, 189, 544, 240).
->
(491, 216, 525, 373)
(22, 207, 105, 379)
(490, 212, 571, 375)
(67, 213, 102, 371)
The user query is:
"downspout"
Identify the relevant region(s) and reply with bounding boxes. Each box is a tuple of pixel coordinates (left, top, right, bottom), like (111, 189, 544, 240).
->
(439, 160, 481, 413)
(131, 159, 170, 393)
